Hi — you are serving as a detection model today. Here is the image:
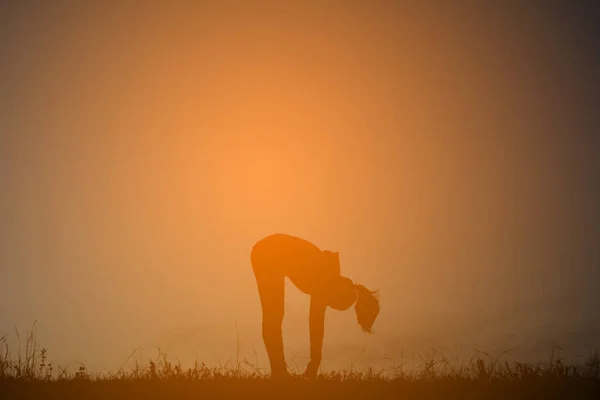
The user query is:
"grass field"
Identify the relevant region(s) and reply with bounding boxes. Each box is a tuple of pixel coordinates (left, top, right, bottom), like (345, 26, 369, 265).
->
(1, 324, 599, 399)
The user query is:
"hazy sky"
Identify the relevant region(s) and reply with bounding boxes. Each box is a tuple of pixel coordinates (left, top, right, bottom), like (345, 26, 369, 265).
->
(1, 1, 599, 371)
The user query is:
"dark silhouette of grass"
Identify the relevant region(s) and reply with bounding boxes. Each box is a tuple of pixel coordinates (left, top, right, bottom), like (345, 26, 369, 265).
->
(1, 323, 599, 399)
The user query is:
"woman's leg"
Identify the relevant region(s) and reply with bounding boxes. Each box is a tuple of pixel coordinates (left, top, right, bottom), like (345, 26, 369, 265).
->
(252, 263, 287, 378)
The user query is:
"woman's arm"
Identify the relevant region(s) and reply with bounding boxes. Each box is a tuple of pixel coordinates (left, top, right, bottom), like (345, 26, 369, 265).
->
(305, 296, 327, 379)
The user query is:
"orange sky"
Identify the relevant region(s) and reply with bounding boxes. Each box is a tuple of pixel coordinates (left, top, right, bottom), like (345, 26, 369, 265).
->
(1, 2, 599, 372)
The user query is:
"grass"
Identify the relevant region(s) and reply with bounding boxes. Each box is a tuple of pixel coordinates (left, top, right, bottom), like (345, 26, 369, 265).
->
(1, 322, 599, 399)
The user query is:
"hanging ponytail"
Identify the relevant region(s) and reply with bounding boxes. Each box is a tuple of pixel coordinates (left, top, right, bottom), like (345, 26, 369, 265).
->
(354, 284, 380, 333)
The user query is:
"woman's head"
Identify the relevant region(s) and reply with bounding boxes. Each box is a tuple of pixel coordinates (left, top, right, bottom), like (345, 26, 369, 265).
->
(326, 277, 380, 333)
(354, 284, 380, 333)
(327, 276, 358, 311)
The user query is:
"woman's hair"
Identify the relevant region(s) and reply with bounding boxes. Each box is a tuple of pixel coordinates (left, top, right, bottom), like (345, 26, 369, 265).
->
(354, 284, 380, 334)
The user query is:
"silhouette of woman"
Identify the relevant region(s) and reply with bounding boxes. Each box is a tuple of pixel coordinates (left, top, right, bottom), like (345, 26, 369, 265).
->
(251, 233, 380, 379)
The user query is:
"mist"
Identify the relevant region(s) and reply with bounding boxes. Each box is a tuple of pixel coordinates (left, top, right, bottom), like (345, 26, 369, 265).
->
(1, 1, 599, 373)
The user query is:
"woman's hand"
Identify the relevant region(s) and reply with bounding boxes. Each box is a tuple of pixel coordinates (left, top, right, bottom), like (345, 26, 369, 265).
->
(303, 358, 320, 379)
